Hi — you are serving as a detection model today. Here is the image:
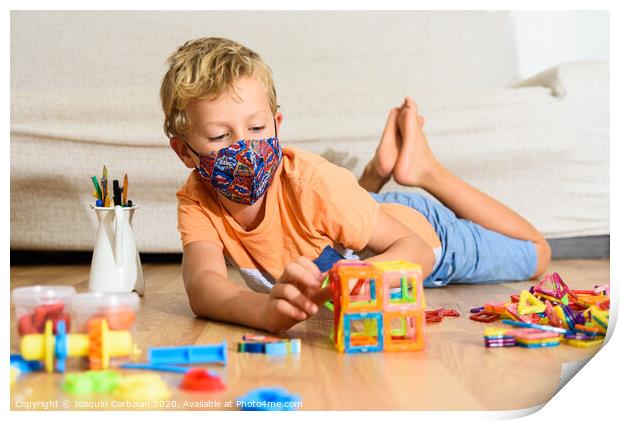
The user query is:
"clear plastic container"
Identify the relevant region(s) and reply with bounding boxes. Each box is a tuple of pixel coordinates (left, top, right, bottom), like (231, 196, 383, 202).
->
(12, 285, 77, 336)
(70, 292, 140, 334)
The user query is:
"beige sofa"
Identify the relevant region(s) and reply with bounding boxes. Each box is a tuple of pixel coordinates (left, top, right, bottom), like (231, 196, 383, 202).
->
(10, 11, 609, 253)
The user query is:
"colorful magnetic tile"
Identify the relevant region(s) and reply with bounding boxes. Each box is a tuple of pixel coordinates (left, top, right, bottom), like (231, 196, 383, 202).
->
(238, 342, 265, 353)
(576, 294, 609, 306)
(596, 299, 610, 311)
(558, 305, 577, 331)
(265, 339, 301, 356)
(511, 328, 560, 340)
(484, 326, 514, 337)
(485, 340, 516, 348)
(383, 310, 425, 351)
(484, 336, 515, 342)
(470, 311, 500, 323)
(288, 339, 301, 354)
(516, 336, 560, 345)
(485, 337, 516, 346)
(565, 338, 604, 348)
(590, 307, 609, 329)
(242, 334, 283, 343)
(593, 284, 609, 296)
(532, 272, 570, 300)
(239, 338, 301, 355)
(553, 305, 569, 329)
(338, 266, 383, 312)
(505, 304, 534, 323)
(516, 340, 560, 349)
(484, 302, 508, 314)
(544, 301, 562, 327)
(517, 290, 546, 315)
(373, 260, 424, 310)
(264, 342, 287, 356)
(573, 324, 606, 335)
(501, 320, 568, 335)
(563, 332, 604, 340)
(343, 312, 384, 353)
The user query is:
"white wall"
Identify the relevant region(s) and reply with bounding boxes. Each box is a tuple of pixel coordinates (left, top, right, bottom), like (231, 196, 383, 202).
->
(510, 11, 609, 79)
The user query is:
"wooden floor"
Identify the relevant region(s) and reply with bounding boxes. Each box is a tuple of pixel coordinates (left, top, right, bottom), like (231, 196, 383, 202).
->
(10, 259, 609, 411)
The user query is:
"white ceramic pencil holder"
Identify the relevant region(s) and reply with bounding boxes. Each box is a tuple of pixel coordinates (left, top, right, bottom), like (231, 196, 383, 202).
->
(89, 204, 145, 296)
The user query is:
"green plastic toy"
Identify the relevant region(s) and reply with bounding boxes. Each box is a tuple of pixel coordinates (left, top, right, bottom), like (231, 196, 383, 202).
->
(62, 370, 120, 395)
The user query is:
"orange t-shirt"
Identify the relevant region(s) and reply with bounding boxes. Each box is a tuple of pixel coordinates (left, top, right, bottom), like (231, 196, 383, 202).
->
(176, 146, 441, 292)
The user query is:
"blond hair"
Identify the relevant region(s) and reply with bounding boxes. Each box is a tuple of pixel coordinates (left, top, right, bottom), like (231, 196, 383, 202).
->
(160, 37, 278, 140)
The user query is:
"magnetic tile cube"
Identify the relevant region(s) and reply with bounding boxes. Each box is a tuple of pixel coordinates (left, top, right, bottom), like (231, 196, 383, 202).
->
(329, 260, 426, 353)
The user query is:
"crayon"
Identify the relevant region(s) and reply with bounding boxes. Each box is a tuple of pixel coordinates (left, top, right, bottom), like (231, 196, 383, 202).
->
(113, 180, 121, 206)
(102, 165, 109, 203)
(122, 174, 128, 206)
(91, 176, 102, 200)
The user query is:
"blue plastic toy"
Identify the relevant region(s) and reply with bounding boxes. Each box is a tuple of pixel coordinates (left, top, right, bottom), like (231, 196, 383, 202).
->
(148, 341, 227, 366)
(265, 340, 301, 356)
(236, 387, 301, 411)
(10, 354, 43, 373)
(120, 363, 193, 373)
(264, 342, 287, 356)
(237, 342, 265, 353)
(55, 320, 68, 372)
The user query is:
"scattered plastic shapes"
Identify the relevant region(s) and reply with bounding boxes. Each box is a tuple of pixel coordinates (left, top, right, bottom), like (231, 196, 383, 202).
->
(425, 308, 460, 323)
(472, 272, 609, 350)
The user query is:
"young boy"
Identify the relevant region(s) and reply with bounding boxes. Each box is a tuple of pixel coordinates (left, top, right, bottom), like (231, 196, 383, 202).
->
(163, 37, 551, 333)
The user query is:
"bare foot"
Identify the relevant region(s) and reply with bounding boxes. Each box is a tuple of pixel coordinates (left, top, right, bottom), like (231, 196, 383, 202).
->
(393, 97, 440, 188)
(372, 107, 402, 179)
(358, 107, 401, 192)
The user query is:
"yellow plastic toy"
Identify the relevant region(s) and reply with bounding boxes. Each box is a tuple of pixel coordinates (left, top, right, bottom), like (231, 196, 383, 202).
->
(20, 318, 140, 373)
(565, 338, 604, 348)
(589, 306, 609, 329)
(517, 290, 546, 315)
(10, 366, 20, 386)
(329, 260, 426, 353)
(113, 374, 172, 401)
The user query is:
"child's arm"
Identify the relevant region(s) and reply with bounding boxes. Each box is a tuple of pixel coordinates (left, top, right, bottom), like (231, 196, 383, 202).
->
(182, 241, 268, 328)
(363, 208, 436, 284)
(183, 241, 324, 333)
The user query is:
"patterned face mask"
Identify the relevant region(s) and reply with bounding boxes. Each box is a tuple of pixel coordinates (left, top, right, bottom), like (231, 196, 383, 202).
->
(183, 120, 283, 205)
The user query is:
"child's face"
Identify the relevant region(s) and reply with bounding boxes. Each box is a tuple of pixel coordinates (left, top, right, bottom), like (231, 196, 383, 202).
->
(171, 75, 282, 169)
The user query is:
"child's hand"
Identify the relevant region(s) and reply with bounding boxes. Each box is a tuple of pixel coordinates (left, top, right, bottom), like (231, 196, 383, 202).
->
(264, 256, 325, 333)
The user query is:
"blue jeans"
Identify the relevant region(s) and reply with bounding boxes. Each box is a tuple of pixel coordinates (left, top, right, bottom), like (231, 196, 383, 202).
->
(370, 191, 538, 288)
